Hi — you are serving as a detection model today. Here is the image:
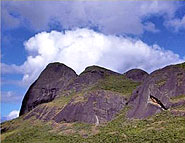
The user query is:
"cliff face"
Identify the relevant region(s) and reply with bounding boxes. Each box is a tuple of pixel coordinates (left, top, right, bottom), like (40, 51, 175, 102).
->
(19, 62, 77, 116)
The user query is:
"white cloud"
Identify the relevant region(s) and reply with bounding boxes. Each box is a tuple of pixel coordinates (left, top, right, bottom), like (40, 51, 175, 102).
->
(166, 15, 185, 31)
(6, 110, 19, 120)
(3, 28, 183, 87)
(2, 1, 179, 34)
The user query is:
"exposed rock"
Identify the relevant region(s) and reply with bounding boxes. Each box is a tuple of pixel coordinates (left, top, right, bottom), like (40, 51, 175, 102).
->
(19, 62, 185, 122)
(19, 62, 77, 116)
(124, 69, 148, 82)
(127, 63, 185, 118)
(54, 90, 127, 124)
(171, 110, 185, 116)
(0, 127, 9, 134)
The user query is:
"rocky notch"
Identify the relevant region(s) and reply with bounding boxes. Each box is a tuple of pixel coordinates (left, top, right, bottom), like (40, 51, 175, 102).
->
(127, 63, 185, 118)
(64, 65, 120, 93)
(19, 62, 77, 116)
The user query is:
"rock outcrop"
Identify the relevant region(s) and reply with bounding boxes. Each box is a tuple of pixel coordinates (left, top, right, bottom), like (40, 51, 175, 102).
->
(54, 90, 127, 124)
(127, 63, 185, 118)
(19, 62, 77, 116)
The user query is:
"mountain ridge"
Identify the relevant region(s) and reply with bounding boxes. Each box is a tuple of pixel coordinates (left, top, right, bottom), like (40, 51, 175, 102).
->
(1, 62, 185, 143)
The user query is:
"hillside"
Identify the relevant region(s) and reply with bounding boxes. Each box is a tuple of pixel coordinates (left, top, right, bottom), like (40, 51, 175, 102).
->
(1, 62, 185, 143)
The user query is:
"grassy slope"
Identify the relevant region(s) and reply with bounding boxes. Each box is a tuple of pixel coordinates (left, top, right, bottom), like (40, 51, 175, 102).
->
(92, 75, 140, 97)
(1, 74, 185, 143)
(2, 107, 185, 143)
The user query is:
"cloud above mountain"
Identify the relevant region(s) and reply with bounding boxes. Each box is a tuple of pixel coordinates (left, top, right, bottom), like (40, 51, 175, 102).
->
(2, 28, 183, 86)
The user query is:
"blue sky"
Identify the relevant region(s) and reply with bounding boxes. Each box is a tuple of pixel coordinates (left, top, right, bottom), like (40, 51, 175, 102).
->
(1, 1, 185, 121)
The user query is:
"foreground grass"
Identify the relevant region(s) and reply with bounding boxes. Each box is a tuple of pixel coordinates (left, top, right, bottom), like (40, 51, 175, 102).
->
(2, 107, 185, 143)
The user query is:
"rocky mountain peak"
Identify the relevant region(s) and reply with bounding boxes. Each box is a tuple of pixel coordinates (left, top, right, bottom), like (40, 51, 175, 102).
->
(81, 65, 120, 76)
(124, 68, 148, 82)
(35, 62, 77, 83)
(19, 62, 77, 116)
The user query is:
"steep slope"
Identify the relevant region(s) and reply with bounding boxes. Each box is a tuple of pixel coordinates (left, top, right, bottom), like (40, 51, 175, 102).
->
(127, 62, 185, 118)
(19, 62, 77, 116)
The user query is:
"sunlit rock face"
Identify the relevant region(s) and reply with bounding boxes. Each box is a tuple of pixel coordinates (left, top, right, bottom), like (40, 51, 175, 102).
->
(127, 63, 185, 118)
(19, 62, 77, 116)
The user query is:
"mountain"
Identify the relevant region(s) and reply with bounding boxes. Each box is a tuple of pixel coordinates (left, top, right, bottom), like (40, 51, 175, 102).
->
(1, 62, 185, 143)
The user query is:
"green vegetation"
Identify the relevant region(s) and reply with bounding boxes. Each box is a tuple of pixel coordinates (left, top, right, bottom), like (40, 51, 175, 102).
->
(72, 122, 92, 131)
(95, 109, 185, 143)
(2, 107, 185, 143)
(174, 62, 185, 69)
(51, 93, 76, 107)
(170, 94, 185, 103)
(92, 75, 140, 97)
